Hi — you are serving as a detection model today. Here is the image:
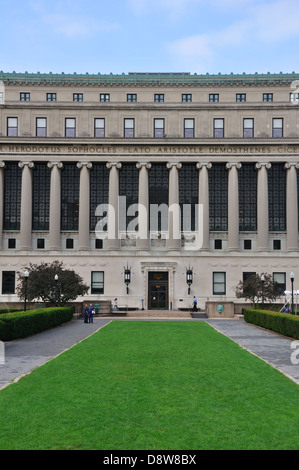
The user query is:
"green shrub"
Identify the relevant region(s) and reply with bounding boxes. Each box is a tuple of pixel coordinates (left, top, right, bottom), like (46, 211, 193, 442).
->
(0, 307, 74, 341)
(244, 309, 299, 339)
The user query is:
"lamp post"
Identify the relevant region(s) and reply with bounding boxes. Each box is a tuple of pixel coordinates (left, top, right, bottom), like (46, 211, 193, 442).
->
(54, 274, 58, 306)
(186, 268, 193, 295)
(24, 269, 29, 312)
(124, 265, 131, 294)
(261, 274, 265, 310)
(290, 272, 295, 315)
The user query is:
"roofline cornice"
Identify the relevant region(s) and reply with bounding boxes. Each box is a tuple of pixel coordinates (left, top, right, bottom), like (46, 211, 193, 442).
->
(0, 71, 299, 87)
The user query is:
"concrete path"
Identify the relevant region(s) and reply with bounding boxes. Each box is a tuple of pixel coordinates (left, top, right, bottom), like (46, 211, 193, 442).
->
(1, 316, 299, 390)
(207, 319, 299, 385)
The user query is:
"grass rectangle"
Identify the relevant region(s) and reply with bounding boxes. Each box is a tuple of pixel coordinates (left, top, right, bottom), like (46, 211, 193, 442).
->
(1, 321, 299, 450)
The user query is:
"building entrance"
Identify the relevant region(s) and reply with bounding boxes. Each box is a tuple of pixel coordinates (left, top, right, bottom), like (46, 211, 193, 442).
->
(148, 272, 169, 310)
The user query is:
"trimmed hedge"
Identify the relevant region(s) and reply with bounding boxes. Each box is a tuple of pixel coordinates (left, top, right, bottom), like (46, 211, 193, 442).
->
(0, 307, 74, 341)
(244, 309, 299, 340)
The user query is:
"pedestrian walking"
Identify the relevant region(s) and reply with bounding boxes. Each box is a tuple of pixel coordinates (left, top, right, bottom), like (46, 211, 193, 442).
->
(83, 303, 89, 323)
(113, 298, 119, 311)
(193, 296, 197, 312)
(88, 303, 94, 323)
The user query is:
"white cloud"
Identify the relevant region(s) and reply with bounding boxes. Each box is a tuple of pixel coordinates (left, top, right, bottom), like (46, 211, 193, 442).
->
(167, 0, 299, 72)
(42, 14, 119, 38)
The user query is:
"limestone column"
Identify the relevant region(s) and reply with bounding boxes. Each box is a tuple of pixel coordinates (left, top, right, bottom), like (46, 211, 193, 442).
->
(197, 162, 212, 250)
(166, 162, 182, 251)
(0, 162, 5, 250)
(18, 162, 34, 250)
(285, 163, 299, 251)
(47, 162, 63, 250)
(106, 162, 122, 250)
(255, 162, 271, 251)
(136, 162, 151, 251)
(226, 162, 242, 251)
(77, 162, 92, 250)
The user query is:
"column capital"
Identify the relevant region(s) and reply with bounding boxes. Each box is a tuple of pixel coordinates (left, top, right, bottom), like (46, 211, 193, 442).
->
(106, 162, 122, 169)
(255, 162, 271, 170)
(0, 162, 5, 169)
(166, 162, 182, 170)
(136, 162, 152, 170)
(226, 162, 242, 170)
(284, 162, 299, 170)
(77, 162, 92, 170)
(18, 161, 34, 169)
(196, 162, 212, 170)
(47, 161, 63, 170)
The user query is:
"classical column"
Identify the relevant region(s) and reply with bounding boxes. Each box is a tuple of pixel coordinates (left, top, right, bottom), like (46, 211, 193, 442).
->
(77, 162, 92, 250)
(106, 162, 122, 250)
(197, 162, 212, 250)
(0, 162, 5, 250)
(226, 162, 242, 251)
(166, 162, 182, 251)
(18, 162, 34, 250)
(47, 162, 63, 250)
(255, 162, 271, 251)
(285, 163, 299, 251)
(136, 162, 151, 251)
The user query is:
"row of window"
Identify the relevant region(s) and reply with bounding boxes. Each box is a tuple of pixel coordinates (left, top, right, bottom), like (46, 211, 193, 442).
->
(11, 92, 299, 103)
(0, 270, 287, 296)
(3, 162, 288, 233)
(5, 116, 285, 139)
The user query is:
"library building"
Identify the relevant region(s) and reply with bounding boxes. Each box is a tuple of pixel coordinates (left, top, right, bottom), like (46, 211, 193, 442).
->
(0, 71, 299, 315)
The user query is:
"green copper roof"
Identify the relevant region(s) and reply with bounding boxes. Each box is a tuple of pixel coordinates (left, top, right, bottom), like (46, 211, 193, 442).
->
(0, 71, 298, 86)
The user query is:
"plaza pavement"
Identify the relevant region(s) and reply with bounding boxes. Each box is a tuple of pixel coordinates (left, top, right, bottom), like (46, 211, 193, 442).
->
(1, 315, 299, 390)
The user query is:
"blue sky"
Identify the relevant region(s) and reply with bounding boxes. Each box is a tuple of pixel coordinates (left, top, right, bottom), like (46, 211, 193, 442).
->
(1, 0, 299, 75)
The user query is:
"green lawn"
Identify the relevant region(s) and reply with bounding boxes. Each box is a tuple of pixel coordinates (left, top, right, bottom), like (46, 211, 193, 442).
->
(1, 321, 299, 450)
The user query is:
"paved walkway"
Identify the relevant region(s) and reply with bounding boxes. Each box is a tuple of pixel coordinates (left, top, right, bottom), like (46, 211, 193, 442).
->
(1, 316, 299, 390)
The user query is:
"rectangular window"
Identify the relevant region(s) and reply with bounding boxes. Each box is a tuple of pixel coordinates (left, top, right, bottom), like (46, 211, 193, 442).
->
(214, 239, 222, 250)
(273, 118, 283, 138)
(94, 118, 105, 138)
(124, 118, 135, 138)
(36, 117, 47, 137)
(273, 272, 286, 296)
(73, 93, 83, 102)
(2, 271, 15, 294)
(182, 94, 192, 102)
(100, 94, 110, 102)
(65, 118, 76, 138)
(20, 92, 30, 102)
(154, 118, 164, 138)
(7, 117, 18, 137)
(273, 239, 281, 250)
(263, 93, 273, 102)
(236, 94, 246, 102)
(243, 118, 254, 138)
(8, 239, 16, 249)
(290, 93, 299, 102)
(209, 94, 219, 102)
(184, 118, 194, 138)
(127, 94, 137, 102)
(154, 94, 164, 102)
(95, 239, 103, 249)
(0, 92, 3, 102)
(37, 238, 45, 249)
(214, 118, 224, 138)
(46, 93, 56, 102)
(244, 239, 252, 250)
(66, 239, 74, 249)
(91, 271, 104, 294)
(213, 272, 226, 295)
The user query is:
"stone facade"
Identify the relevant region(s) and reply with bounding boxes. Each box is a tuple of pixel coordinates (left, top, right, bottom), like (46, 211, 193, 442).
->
(0, 71, 299, 310)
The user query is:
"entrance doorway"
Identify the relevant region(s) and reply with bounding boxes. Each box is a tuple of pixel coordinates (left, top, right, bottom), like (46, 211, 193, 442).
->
(148, 272, 169, 310)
